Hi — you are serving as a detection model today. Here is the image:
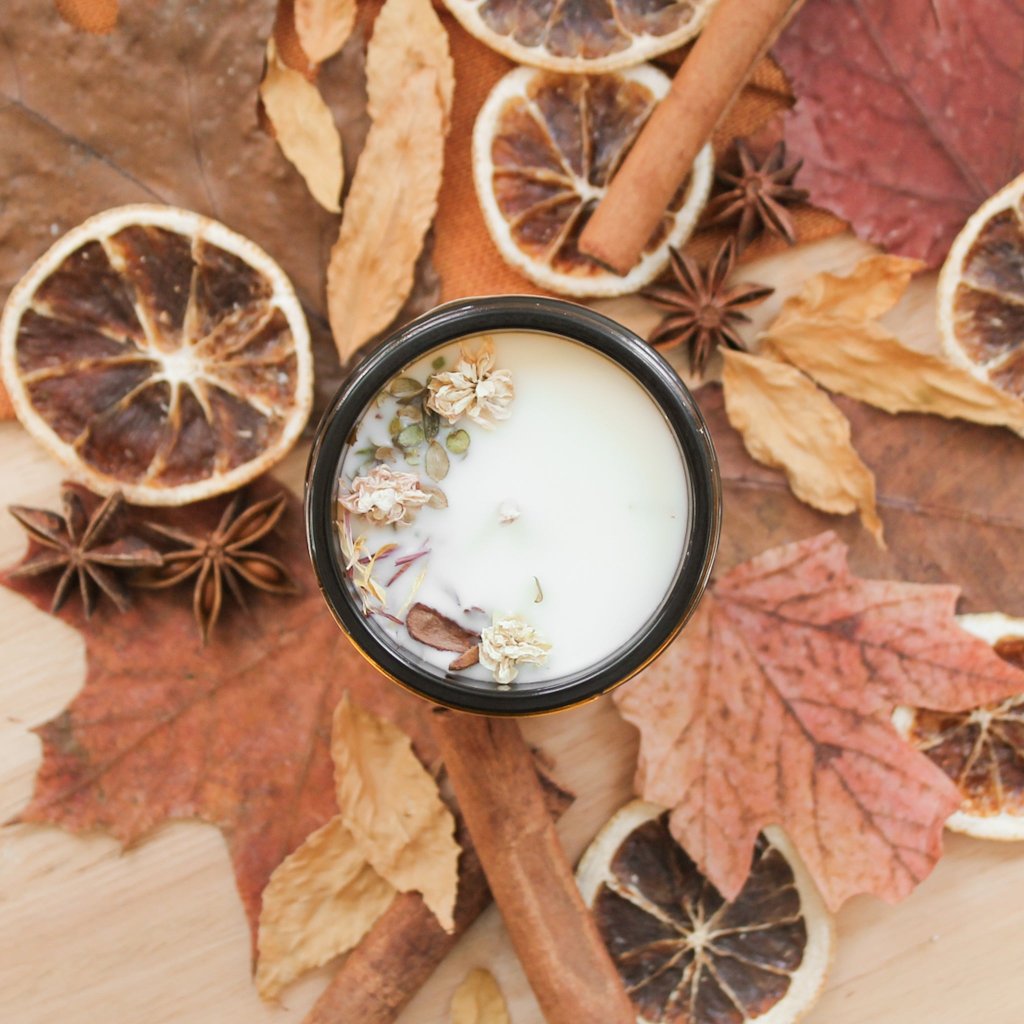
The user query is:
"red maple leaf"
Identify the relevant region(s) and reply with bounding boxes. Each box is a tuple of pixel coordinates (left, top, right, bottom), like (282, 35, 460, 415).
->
(614, 531, 1024, 909)
(1, 479, 434, 949)
(775, 0, 1024, 266)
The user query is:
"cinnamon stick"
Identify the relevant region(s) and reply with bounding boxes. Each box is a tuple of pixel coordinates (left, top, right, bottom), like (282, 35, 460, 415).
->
(579, 0, 806, 274)
(431, 710, 635, 1024)
(303, 755, 574, 1024)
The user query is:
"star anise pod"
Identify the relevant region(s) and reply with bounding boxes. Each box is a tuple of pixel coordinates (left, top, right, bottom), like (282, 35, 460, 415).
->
(642, 238, 773, 376)
(704, 139, 809, 249)
(136, 491, 298, 643)
(7, 486, 163, 616)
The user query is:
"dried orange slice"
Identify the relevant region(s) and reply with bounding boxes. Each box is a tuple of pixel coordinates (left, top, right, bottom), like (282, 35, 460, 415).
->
(577, 801, 833, 1024)
(893, 613, 1024, 841)
(473, 65, 713, 297)
(938, 173, 1024, 397)
(441, 0, 716, 73)
(1, 205, 312, 506)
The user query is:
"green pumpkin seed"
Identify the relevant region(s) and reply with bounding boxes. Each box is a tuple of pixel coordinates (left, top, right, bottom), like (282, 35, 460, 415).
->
(423, 405, 441, 439)
(446, 429, 470, 455)
(398, 424, 425, 449)
(423, 485, 448, 509)
(389, 376, 425, 398)
(425, 440, 450, 481)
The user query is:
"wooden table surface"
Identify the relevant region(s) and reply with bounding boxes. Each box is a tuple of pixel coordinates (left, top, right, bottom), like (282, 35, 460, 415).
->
(2, 236, 1023, 1024)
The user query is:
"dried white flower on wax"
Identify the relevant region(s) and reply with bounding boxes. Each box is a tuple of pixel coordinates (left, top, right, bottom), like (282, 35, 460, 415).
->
(340, 465, 430, 526)
(479, 615, 551, 685)
(337, 514, 390, 611)
(426, 339, 514, 428)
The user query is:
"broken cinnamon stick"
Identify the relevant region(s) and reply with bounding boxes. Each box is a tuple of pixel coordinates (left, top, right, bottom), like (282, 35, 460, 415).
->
(431, 710, 635, 1024)
(579, 0, 806, 274)
(303, 757, 574, 1024)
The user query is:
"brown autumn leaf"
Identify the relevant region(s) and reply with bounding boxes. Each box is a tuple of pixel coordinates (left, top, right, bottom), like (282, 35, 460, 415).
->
(260, 39, 345, 212)
(776, 0, 1024, 267)
(450, 968, 511, 1024)
(255, 817, 396, 1000)
(294, 0, 357, 65)
(701, 384, 1024, 618)
(614, 530, 1024, 909)
(721, 349, 883, 543)
(407, 602, 480, 653)
(332, 696, 460, 931)
(761, 256, 1024, 435)
(326, 66, 446, 362)
(54, 0, 117, 33)
(365, 0, 455, 127)
(0, 1, 438, 420)
(1, 477, 435, 951)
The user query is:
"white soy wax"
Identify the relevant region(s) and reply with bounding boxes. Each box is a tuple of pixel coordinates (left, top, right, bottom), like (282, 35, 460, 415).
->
(337, 330, 690, 685)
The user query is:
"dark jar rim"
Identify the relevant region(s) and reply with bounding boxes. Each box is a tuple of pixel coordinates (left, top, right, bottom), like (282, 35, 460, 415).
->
(305, 296, 721, 716)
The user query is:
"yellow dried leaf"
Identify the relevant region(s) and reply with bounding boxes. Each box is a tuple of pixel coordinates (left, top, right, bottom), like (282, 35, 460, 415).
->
(332, 696, 460, 931)
(255, 816, 395, 1001)
(763, 256, 1024, 436)
(327, 68, 445, 362)
(260, 40, 344, 212)
(366, 0, 455, 128)
(450, 968, 511, 1024)
(780, 254, 924, 322)
(722, 349, 884, 544)
(294, 0, 356, 64)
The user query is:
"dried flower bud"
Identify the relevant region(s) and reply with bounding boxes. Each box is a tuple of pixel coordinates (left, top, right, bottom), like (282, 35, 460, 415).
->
(479, 615, 551, 685)
(340, 465, 430, 526)
(426, 339, 514, 429)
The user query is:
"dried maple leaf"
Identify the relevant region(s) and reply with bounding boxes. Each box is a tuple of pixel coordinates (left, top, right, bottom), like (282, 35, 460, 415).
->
(776, 0, 1024, 267)
(332, 696, 460, 931)
(614, 531, 1024, 909)
(1, 477, 435, 951)
(450, 968, 511, 1024)
(761, 255, 1024, 436)
(260, 39, 344, 212)
(255, 817, 396, 1000)
(721, 349, 883, 543)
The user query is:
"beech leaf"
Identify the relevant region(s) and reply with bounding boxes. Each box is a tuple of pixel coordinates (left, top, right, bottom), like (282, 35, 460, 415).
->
(365, 0, 455, 128)
(332, 696, 460, 931)
(614, 531, 1024, 909)
(260, 40, 344, 212)
(294, 0, 357, 65)
(326, 66, 445, 362)
(450, 968, 511, 1024)
(255, 817, 395, 1000)
(721, 349, 883, 544)
(1, 479, 435, 952)
(762, 256, 1024, 435)
(776, 0, 1024, 266)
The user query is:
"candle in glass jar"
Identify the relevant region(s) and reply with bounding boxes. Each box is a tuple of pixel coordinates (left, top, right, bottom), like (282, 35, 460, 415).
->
(336, 330, 690, 686)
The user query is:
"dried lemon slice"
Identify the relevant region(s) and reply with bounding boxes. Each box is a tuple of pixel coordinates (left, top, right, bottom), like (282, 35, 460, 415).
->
(938, 173, 1024, 397)
(473, 65, 713, 297)
(1, 205, 313, 506)
(893, 613, 1024, 841)
(441, 0, 717, 73)
(578, 801, 833, 1024)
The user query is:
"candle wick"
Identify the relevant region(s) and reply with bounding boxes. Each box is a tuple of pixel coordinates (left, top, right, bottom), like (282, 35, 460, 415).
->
(498, 500, 521, 525)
